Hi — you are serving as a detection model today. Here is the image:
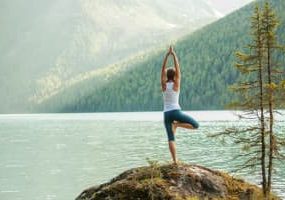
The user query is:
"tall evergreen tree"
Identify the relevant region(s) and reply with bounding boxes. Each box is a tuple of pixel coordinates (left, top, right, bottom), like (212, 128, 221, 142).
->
(211, 3, 268, 193)
(261, 2, 285, 196)
(212, 2, 285, 199)
(232, 4, 268, 196)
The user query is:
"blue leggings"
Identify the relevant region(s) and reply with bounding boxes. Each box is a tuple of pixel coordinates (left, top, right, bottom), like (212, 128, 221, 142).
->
(164, 109, 199, 141)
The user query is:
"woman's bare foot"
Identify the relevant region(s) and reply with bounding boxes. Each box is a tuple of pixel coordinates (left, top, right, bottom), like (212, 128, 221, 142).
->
(173, 159, 182, 166)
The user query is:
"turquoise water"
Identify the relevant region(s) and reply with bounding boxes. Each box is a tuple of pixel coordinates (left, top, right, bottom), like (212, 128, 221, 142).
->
(0, 111, 284, 200)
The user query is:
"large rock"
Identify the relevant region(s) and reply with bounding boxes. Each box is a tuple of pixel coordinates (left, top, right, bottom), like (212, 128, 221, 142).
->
(75, 163, 278, 200)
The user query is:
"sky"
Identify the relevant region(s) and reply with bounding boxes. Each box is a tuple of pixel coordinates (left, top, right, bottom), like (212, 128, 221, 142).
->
(208, 0, 254, 14)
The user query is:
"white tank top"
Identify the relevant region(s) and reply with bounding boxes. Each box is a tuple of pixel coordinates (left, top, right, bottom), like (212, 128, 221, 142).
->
(163, 82, 181, 112)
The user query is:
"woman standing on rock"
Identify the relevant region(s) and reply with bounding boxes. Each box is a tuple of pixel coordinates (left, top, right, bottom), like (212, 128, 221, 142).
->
(161, 46, 199, 164)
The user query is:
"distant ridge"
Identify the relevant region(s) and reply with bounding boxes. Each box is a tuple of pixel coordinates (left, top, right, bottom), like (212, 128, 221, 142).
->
(35, 0, 285, 113)
(36, 0, 285, 112)
(0, 0, 226, 113)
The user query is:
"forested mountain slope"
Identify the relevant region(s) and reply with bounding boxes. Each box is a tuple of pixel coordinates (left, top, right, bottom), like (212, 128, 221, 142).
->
(1, 0, 230, 113)
(36, 0, 285, 112)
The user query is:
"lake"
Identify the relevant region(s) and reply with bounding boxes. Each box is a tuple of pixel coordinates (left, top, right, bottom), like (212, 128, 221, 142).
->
(0, 111, 284, 200)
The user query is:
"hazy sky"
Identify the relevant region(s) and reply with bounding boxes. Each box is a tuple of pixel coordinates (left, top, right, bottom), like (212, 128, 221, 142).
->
(208, 0, 254, 14)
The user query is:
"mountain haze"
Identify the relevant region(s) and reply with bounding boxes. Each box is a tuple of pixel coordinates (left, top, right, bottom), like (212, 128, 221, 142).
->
(35, 0, 285, 112)
(1, 0, 254, 113)
(0, 0, 225, 113)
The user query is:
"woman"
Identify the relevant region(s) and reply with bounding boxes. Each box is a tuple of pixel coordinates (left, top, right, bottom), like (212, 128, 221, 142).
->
(161, 46, 199, 164)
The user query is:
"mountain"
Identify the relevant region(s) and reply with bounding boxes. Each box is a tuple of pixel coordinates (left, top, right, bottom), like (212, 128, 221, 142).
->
(0, 0, 255, 113)
(1, 0, 233, 113)
(34, 0, 285, 113)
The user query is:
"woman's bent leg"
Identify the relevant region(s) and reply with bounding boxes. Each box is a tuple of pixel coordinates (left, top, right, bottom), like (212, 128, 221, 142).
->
(172, 121, 192, 132)
(173, 110, 199, 129)
(175, 123, 194, 129)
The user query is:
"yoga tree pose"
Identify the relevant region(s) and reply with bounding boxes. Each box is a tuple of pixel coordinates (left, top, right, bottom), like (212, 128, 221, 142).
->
(161, 46, 199, 164)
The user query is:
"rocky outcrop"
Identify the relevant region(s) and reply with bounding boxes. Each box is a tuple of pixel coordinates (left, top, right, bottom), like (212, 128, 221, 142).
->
(76, 163, 278, 200)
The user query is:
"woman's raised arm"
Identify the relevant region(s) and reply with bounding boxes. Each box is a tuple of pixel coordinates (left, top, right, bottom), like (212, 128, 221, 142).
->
(161, 49, 170, 91)
(170, 47, 181, 91)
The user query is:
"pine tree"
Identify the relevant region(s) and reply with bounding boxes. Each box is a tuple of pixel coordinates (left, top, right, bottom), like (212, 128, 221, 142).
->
(211, 4, 268, 194)
(261, 2, 285, 197)
(211, 2, 285, 199)
(232, 5, 268, 196)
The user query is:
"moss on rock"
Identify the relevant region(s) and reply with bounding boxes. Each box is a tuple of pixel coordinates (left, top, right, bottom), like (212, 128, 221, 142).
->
(75, 163, 280, 200)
